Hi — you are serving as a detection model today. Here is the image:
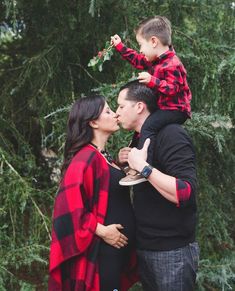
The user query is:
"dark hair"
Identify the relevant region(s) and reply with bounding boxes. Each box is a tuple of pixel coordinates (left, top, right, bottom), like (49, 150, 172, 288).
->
(135, 16, 172, 46)
(61, 95, 105, 176)
(119, 80, 157, 113)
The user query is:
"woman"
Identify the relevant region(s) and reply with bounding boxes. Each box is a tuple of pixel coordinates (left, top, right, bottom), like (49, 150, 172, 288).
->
(49, 95, 138, 291)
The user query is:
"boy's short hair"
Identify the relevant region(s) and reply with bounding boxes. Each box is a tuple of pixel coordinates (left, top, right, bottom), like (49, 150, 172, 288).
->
(119, 80, 158, 114)
(135, 16, 172, 46)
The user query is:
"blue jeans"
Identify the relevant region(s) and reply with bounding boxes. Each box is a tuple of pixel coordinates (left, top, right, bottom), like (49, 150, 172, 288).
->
(137, 242, 199, 291)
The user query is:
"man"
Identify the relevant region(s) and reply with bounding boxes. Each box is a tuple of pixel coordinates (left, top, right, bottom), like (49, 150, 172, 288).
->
(116, 80, 199, 291)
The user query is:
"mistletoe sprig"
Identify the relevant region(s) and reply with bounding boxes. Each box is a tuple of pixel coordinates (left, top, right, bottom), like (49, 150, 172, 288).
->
(88, 41, 114, 72)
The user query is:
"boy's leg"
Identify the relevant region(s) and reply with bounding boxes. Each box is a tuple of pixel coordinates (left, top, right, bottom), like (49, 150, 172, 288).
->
(119, 131, 147, 186)
(119, 110, 188, 186)
(138, 110, 188, 164)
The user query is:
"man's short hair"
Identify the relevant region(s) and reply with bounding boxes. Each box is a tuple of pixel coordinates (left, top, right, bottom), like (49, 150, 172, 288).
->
(135, 16, 172, 46)
(119, 80, 157, 113)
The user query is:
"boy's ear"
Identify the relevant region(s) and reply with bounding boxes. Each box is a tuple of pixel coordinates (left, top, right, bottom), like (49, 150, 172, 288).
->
(89, 120, 99, 129)
(151, 36, 159, 47)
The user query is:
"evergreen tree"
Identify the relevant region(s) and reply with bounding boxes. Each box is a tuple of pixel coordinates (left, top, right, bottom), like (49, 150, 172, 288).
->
(0, 0, 234, 289)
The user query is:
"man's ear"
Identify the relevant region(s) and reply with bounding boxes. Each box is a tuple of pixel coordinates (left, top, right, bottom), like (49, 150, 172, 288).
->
(136, 102, 146, 114)
(151, 36, 159, 48)
(89, 120, 99, 129)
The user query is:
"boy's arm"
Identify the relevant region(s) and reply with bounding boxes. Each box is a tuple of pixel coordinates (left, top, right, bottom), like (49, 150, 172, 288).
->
(115, 42, 152, 70)
(111, 34, 152, 70)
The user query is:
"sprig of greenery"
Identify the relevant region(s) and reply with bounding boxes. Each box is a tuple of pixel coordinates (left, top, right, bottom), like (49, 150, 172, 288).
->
(88, 41, 114, 71)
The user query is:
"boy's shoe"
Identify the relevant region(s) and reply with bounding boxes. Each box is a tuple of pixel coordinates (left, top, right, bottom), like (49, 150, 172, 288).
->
(119, 168, 147, 186)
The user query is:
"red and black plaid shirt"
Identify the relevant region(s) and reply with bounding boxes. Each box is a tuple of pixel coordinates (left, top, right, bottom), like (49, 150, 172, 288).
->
(115, 42, 192, 117)
(49, 145, 138, 290)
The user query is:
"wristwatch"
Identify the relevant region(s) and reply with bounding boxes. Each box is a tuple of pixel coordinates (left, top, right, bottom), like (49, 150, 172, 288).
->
(140, 164, 153, 178)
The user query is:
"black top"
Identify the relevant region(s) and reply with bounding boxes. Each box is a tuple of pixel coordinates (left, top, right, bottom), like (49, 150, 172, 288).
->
(133, 124, 197, 251)
(99, 165, 136, 253)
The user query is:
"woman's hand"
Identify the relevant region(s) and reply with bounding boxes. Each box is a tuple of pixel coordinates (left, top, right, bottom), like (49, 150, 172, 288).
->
(118, 147, 131, 165)
(96, 223, 128, 248)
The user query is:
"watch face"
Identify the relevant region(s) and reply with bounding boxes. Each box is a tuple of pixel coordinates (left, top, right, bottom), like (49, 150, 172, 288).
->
(141, 165, 152, 178)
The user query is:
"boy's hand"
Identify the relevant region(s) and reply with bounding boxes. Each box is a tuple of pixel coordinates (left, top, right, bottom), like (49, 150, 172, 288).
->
(138, 72, 152, 84)
(111, 34, 122, 46)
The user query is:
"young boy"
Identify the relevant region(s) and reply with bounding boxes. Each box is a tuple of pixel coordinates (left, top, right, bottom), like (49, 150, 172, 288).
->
(111, 16, 192, 186)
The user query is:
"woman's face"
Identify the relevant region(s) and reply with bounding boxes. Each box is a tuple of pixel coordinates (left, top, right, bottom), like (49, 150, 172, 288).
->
(94, 102, 119, 134)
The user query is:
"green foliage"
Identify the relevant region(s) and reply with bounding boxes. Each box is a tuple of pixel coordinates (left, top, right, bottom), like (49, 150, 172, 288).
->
(0, 24, 21, 45)
(197, 256, 235, 291)
(0, 0, 234, 290)
(0, 116, 54, 290)
(88, 41, 114, 72)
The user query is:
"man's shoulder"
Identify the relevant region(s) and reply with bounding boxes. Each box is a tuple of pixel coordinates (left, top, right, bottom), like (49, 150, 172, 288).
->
(157, 124, 191, 142)
(154, 124, 195, 162)
(159, 123, 187, 133)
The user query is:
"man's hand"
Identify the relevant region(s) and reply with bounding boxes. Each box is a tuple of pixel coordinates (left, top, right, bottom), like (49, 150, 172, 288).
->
(111, 34, 122, 46)
(128, 139, 150, 172)
(96, 223, 128, 249)
(118, 147, 132, 165)
(137, 72, 152, 84)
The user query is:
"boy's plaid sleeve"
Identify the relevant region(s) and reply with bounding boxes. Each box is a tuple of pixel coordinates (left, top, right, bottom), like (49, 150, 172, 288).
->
(115, 42, 152, 70)
(147, 65, 184, 96)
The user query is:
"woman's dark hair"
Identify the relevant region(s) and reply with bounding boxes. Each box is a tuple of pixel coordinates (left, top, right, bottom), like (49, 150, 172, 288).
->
(61, 95, 106, 176)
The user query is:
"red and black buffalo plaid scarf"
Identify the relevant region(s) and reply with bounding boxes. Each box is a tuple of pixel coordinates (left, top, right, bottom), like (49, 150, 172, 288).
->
(49, 144, 138, 290)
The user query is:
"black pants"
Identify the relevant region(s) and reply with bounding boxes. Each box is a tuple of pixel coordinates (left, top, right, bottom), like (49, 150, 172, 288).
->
(138, 110, 188, 164)
(98, 244, 131, 291)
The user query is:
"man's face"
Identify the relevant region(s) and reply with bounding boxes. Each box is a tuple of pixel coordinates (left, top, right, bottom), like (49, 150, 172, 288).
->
(116, 89, 138, 131)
